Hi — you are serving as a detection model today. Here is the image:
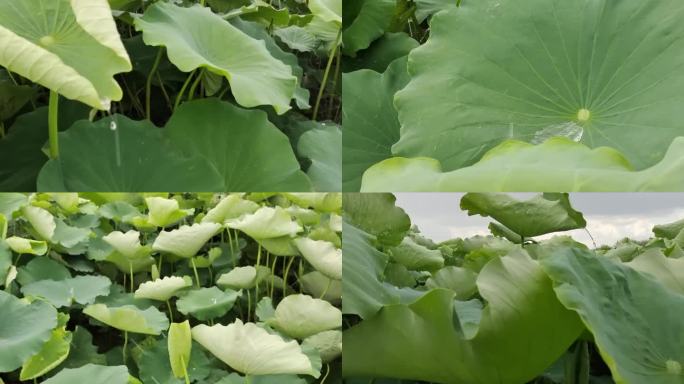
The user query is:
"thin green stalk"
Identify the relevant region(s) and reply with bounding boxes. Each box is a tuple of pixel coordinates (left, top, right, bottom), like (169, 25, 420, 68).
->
(166, 300, 174, 323)
(158, 254, 164, 274)
(283, 256, 296, 293)
(156, 72, 172, 111)
(0, 121, 5, 138)
(174, 70, 197, 110)
(14, 253, 23, 266)
(270, 255, 277, 299)
(191, 258, 201, 288)
(48, 90, 59, 159)
(6, 70, 18, 85)
(327, 46, 342, 117)
(246, 289, 252, 322)
(255, 243, 262, 294)
(122, 331, 128, 363)
(187, 69, 204, 101)
(180, 356, 191, 384)
(313, 29, 341, 120)
(129, 264, 134, 293)
(319, 278, 332, 299)
(146, 47, 164, 120)
(320, 364, 330, 384)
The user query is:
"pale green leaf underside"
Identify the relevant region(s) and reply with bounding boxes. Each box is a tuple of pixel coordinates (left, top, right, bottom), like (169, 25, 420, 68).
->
(192, 319, 320, 377)
(394, 0, 684, 171)
(363, 137, 684, 192)
(0, 0, 131, 109)
(135, 3, 296, 114)
(83, 304, 169, 335)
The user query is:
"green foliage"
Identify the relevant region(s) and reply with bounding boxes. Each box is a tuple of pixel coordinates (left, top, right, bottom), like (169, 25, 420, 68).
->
(343, 192, 684, 384)
(0, 192, 341, 383)
(0, 0, 341, 192)
(343, 0, 684, 191)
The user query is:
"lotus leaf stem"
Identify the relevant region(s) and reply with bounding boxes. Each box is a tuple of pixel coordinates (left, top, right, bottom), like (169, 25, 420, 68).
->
(48, 90, 59, 159)
(166, 300, 174, 323)
(122, 331, 128, 363)
(320, 278, 332, 299)
(180, 355, 190, 384)
(320, 364, 330, 384)
(174, 70, 197, 110)
(187, 69, 204, 101)
(282, 256, 296, 293)
(246, 289, 252, 322)
(191, 258, 201, 288)
(146, 48, 164, 120)
(313, 29, 342, 121)
(254, 243, 262, 294)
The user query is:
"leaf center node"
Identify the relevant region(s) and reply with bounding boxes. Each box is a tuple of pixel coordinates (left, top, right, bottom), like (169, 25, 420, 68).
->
(576, 108, 591, 122)
(666, 360, 681, 375)
(39, 35, 56, 46)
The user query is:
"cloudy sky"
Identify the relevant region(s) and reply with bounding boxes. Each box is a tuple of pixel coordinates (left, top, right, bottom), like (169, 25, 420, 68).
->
(394, 193, 684, 247)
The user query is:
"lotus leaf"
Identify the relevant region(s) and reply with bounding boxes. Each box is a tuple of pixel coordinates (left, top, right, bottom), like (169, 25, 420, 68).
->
(0, 0, 131, 109)
(135, 3, 296, 114)
(176, 287, 241, 321)
(153, 223, 222, 258)
(21, 275, 111, 308)
(226, 206, 302, 239)
(269, 294, 342, 339)
(294, 237, 342, 280)
(192, 319, 321, 377)
(5, 236, 47, 255)
(134, 276, 193, 301)
(83, 304, 169, 335)
(145, 197, 193, 228)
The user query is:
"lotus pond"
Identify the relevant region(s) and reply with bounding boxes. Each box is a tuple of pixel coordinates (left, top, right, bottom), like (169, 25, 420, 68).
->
(0, 0, 341, 192)
(342, 193, 684, 384)
(0, 192, 342, 384)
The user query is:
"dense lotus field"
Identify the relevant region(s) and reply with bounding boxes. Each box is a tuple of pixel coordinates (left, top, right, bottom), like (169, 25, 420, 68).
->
(0, 0, 341, 192)
(0, 193, 342, 384)
(342, 193, 684, 384)
(343, 0, 684, 191)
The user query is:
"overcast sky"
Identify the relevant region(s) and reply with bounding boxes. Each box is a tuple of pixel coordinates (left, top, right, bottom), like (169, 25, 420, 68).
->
(394, 193, 684, 247)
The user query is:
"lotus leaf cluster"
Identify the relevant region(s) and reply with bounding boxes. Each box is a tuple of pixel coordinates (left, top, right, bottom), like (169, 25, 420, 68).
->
(0, 192, 342, 383)
(0, 0, 341, 192)
(343, 192, 684, 384)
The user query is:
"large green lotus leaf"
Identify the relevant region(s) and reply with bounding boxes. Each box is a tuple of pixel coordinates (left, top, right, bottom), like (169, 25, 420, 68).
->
(388, 236, 444, 272)
(302, 330, 342, 363)
(363, 137, 684, 192)
(300, 271, 341, 305)
(343, 57, 410, 191)
(294, 237, 342, 280)
(342, 32, 419, 73)
(83, 304, 169, 335)
(152, 222, 222, 258)
(342, 220, 420, 319)
(102, 230, 150, 259)
(216, 266, 257, 290)
(0, 290, 57, 372)
(135, 3, 296, 114)
(5, 236, 47, 255)
(394, 0, 684, 172)
(653, 219, 684, 240)
(42, 364, 130, 384)
(22, 205, 56, 240)
(176, 287, 241, 321)
(137, 337, 212, 384)
(343, 193, 410, 246)
(201, 194, 259, 224)
(20, 314, 72, 380)
(308, 0, 342, 25)
(168, 321, 192, 380)
(626, 248, 684, 295)
(52, 218, 91, 249)
(542, 248, 684, 384)
(57, 326, 106, 369)
(414, 0, 459, 21)
(192, 319, 321, 377)
(145, 197, 193, 228)
(165, 99, 311, 191)
(268, 294, 342, 339)
(425, 266, 478, 300)
(460, 193, 586, 238)
(0, 0, 131, 109)
(37, 115, 224, 192)
(0, 193, 27, 218)
(225, 206, 302, 240)
(0, 82, 34, 121)
(342, 0, 394, 55)
(16, 257, 71, 286)
(298, 125, 342, 192)
(343, 251, 583, 384)
(283, 193, 342, 213)
(134, 276, 193, 302)
(21, 275, 111, 308)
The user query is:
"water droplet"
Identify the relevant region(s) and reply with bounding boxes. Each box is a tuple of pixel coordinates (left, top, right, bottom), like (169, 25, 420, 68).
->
(577, 108, 591, 122)
(39, 35, 55, 46)
(666, 360, 681, 375)
(110, 121, 117, 131)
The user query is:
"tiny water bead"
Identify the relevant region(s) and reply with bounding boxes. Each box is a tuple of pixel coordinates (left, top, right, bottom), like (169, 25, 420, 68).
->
(577, 108, 591, 123)
(110, 120, 117, 131)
